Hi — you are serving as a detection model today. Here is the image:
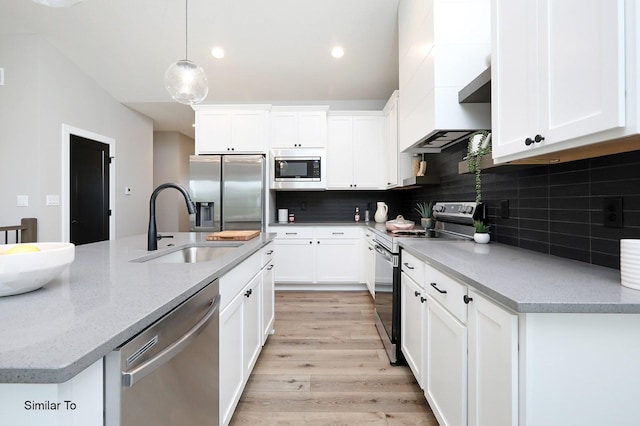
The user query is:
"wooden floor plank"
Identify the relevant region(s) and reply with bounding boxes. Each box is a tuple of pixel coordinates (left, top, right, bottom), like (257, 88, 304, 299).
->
(229, 290, 436, 425)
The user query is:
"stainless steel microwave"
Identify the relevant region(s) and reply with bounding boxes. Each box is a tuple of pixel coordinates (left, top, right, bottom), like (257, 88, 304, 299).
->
(270, 149, 326, 190)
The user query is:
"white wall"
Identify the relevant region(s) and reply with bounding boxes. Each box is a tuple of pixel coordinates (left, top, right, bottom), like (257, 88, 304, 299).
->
(0, 34, 153, 242)
(153, 131, 194, 232)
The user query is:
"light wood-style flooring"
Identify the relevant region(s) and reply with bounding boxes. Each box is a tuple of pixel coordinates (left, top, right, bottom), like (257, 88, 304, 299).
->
(230, 291, 438, 425)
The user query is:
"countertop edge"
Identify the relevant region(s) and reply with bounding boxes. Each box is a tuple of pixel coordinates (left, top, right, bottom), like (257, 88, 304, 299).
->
(0, 234, 276, 384)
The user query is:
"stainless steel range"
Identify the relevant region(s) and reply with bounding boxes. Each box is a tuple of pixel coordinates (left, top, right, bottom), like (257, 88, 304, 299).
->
(373, 201, 485, 364)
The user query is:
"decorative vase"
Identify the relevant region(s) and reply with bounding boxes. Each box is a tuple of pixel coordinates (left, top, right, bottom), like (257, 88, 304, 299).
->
(474, 233, 490, 244)
(374, 202, 388, 223)
(421, 217, 435, 229)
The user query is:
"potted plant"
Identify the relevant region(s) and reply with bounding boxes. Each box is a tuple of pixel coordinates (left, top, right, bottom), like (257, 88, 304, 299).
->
(473, 220, 490, 244)
(415, 201, 435, 229)
(467, 131, 492, 203)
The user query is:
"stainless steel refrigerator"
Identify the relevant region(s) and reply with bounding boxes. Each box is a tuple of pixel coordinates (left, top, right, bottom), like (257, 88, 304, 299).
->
(188, 155, 265, 232)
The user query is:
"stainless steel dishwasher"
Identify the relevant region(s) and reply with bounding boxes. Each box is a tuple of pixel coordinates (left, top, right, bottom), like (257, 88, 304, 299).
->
(105, 280, 220, 426)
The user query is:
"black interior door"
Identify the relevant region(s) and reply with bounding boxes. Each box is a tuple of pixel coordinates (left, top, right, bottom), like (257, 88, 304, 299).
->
(70, 135, 110, 245)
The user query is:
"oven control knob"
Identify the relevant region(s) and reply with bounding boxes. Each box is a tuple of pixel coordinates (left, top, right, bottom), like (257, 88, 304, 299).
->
(463, 206, 474, 214)
(434, 205, 444, 213)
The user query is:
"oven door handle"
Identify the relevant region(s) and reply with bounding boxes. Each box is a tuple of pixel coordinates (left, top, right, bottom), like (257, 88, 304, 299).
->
(374, 244, 393, 262)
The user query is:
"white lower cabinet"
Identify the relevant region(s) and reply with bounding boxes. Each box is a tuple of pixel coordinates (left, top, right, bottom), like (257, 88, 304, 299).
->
(219, 289, 245, 426)
(262, 259, 275, 344)
(273, 227, 362, 285)
(425, 298, 467, 426)
(467, 289, 518, 426)
(219, 244, 276, 425)
(400, 249, 519, 426)
(363, 229, 376, 298)
(400, 270, 426, 388)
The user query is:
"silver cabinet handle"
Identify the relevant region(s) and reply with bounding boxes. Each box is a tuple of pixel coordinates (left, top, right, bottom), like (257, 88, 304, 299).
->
(122, 295, 220, 387)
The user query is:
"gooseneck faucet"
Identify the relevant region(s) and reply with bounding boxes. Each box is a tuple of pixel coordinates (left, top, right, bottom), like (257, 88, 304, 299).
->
(148, 183, 197, 251)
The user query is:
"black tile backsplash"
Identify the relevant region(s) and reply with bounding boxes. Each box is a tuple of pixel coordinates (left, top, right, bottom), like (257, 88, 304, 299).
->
(274, 144, 640, 269)
(402, 143, 640, 269)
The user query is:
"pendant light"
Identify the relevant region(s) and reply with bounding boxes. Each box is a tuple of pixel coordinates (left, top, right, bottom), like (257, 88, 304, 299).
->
(32, 0, 83, 7)
(165, 0, 209, 105)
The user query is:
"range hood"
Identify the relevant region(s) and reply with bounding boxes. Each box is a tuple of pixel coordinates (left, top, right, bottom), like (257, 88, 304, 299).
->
(413, 130, 482, 152)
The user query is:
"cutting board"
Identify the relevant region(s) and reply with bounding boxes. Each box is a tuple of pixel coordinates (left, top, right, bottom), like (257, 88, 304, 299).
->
(206, 230, 260, 241)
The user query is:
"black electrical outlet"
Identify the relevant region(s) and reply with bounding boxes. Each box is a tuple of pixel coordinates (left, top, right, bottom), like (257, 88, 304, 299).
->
(603, 197, 623, 228)
(500, 200, 510, 219)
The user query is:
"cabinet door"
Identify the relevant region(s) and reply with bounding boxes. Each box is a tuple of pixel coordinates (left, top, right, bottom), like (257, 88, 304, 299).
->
(327, 116, 354, 188)
(270, 112, 298, 148)
(384, 97, 399, 188)
(232, 111, 267, 152)
(273, 239, 315, 282)
(261, 262, 275, 343)
(491, 0, 538, 158)
(315, 238, 360, 283)
(196, 111, 233, 153)
(219, 291, 244, 425)
(425, 299, 467, 426)
(467, 290, 518, 426)
(400, 271, 425, 387)
(243, 274, 262, 378)
(539, 0, 625, 146)
(352, 116, 383, 189)
(298, 111, 327, 148)
(492, 0, 626, 161)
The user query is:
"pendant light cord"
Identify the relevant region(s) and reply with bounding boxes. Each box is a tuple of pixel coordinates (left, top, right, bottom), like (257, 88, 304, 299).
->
(184, 0, 188, 61)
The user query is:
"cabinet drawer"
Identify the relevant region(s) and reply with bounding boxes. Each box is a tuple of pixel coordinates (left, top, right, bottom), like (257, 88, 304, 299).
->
(315, 227, 361, 239)
(219, 250, 262, 311)
(400, 250, 424, 288)
(274, 227, 314, 239)
(424, 263, 467, 323)
(262, 242, 275, 266)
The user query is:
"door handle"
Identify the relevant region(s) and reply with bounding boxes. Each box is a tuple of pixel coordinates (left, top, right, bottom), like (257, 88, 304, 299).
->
(430, 282, 447, 294)
(122, 295, 220, 387)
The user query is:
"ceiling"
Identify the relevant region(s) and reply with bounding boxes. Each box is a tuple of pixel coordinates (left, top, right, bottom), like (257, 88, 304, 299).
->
(0, 0, 400, 138)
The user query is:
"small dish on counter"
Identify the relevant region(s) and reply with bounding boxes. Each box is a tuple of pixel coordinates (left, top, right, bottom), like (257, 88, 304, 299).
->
(0, 242, 75, 297)
(386, 215, 415, 231)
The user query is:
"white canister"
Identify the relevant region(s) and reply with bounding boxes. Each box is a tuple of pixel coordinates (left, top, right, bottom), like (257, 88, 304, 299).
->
(278, 209, 288, 224)
(621, 239, 640, 290)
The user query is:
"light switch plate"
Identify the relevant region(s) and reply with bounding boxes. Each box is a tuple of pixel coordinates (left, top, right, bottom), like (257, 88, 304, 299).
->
(46, 195, 60, 206)
(0, 68, 4, 86)
(17, 195, 28, 207)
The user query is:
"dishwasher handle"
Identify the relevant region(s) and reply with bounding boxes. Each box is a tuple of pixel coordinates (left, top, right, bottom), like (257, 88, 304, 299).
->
(122, 294, 220, 388)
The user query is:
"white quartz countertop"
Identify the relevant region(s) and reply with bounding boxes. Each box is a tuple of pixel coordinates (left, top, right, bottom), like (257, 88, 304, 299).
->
(0, 232, 274, 384)
(400, 239, 640, 314)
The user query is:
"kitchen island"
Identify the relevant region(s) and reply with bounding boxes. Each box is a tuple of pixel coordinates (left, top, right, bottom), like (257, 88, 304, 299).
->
(0, 232, 274, 425)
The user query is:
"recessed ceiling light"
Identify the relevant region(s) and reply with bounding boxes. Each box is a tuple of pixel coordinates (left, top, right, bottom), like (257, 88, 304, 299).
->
(211, 47, 225, 59)
(331, 46, 344, 59)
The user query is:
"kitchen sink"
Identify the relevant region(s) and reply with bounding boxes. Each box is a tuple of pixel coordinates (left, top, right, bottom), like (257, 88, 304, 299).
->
(132, 243, 243, 264)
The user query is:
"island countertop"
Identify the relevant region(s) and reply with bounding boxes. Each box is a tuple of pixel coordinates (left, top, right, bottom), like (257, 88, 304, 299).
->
(400, 239, 640, 314)
(0, 232, 275, 384)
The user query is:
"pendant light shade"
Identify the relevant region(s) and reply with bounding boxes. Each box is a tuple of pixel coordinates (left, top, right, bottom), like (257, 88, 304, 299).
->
(32, 0, 83, 6)
(165, 60, 208, 105)
(165, 0, 209, 105)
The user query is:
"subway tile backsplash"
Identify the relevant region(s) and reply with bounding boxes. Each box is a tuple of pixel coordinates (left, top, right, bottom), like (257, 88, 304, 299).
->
(275, 144, 640, 269)
(403, 143, 640, 269)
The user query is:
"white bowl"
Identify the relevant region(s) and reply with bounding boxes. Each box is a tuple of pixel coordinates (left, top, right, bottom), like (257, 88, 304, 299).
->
(0, 243, 75, 297)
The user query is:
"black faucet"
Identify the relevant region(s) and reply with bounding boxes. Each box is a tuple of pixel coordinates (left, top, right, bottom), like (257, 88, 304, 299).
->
(148, 183, 197, 251)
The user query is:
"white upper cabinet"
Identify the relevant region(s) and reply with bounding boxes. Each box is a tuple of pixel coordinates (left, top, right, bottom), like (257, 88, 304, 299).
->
(397, 0, 491, 152)
(327, 113, 384, 189)
(269, 107, 328, 148)
(193, 105, 270, 154)
(383, 91, 400, 188)
(492, 0, 628, 162)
